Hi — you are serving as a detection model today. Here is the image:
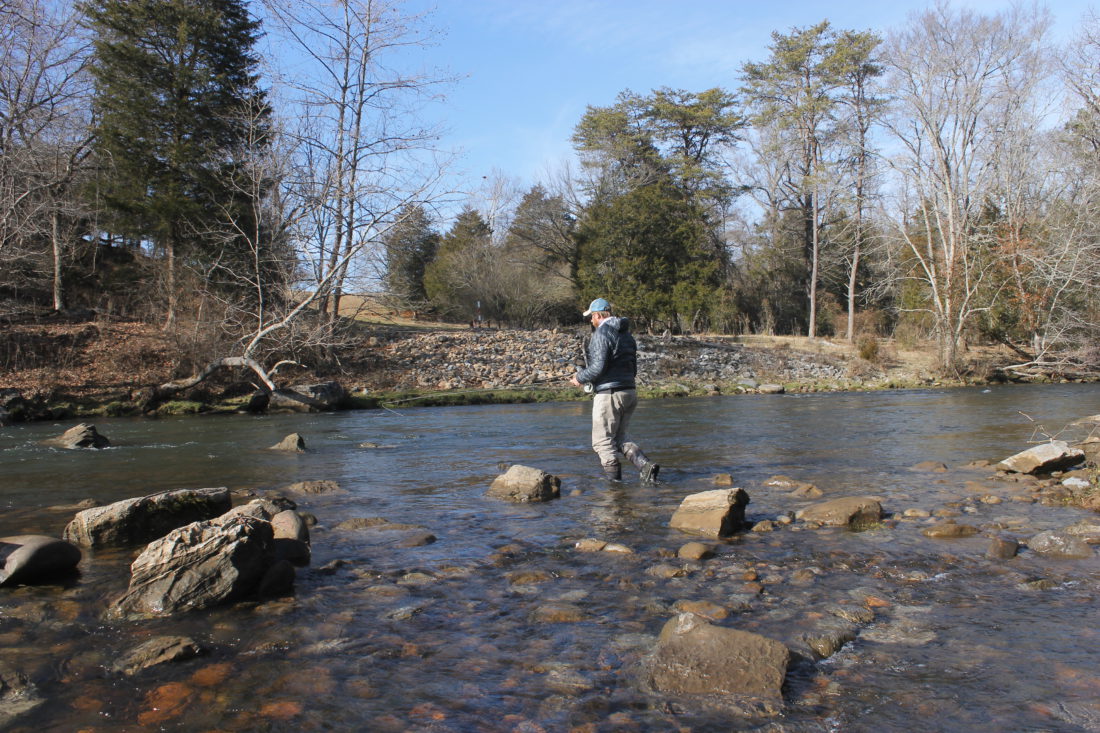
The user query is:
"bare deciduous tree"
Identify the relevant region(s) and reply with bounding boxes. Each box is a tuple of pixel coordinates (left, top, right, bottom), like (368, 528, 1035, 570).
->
(0, 0, 92, 312)
(262, 0, 455, 326)
(879, 2, 1051, 373)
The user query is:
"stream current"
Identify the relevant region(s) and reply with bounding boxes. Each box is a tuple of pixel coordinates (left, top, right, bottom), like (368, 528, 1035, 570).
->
(2, 383, 1100, 731)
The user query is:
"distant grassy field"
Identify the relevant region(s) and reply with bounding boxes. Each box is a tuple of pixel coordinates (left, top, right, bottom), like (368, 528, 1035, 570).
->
(308, 292, 461, 330)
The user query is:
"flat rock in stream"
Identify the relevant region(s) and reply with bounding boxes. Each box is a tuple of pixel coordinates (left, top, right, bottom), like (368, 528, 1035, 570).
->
(997, 441, 1084, 475)
(669, 488, 750, 538)
(797, 497, 882, 529)
(487, 465, 561, 503)
(1027, 530, 1093, 559)
(646, 612, 789, 713)
(0, 535, 82, 586)
(63, 487, 232, 549)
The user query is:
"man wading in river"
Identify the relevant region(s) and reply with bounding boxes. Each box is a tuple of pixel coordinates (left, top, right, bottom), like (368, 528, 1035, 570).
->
(570, 298, 660, 482)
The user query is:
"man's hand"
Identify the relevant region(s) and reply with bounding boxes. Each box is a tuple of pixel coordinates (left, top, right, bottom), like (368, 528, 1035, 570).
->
(569, 375, 582, 388)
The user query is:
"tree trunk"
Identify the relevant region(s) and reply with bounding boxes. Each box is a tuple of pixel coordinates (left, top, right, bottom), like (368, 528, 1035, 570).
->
(51, 210, 64, 311)
(846, 243, 860, 342)
(164, 238, 177, 331)
(807, 187, 820, 339)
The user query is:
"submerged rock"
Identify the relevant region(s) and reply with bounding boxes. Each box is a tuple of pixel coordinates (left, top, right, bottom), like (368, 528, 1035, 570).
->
(802, 618, 858, 659)
(0, 663, 43, 727)
(669, 488, 750, 538)
(1063, 520, 1100, 543)
(789, 483, 823, 499)
(531, 603, 585, 623)
(909, 461, 948, 472)
(921, 521, 980, 539)
(647, 612, 789, 711)
(111, 636, 204, 676)
(997, 441, 1084, 475)
(283, 479, 343, 495)
(0, 535, 81, 586)
(487, 465, 561, 503)
(63, 487, 231, 549)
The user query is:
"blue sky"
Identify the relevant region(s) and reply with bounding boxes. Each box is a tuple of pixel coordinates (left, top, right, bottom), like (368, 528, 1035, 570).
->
(402, 0, 1096, 192)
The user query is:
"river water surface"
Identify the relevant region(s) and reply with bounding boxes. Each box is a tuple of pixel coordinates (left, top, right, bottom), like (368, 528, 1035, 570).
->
(3, 384, 1100, 731)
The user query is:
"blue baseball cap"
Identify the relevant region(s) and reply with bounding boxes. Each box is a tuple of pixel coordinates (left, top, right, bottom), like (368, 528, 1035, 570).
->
(582, 297, 611, 316)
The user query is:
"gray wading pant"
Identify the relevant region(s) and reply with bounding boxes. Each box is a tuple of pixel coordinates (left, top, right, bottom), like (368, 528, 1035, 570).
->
(591, 389, 638, 468)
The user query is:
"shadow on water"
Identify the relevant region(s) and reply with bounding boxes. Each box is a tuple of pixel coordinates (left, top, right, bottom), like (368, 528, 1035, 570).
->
(1, 383, 1100, 730)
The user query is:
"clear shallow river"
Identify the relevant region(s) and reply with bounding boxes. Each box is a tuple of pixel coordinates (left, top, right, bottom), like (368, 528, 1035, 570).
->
(2, 383, 1100, 731)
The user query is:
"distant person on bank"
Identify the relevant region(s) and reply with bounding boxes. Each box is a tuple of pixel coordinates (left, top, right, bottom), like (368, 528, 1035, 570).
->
(570, 298, 660, 482)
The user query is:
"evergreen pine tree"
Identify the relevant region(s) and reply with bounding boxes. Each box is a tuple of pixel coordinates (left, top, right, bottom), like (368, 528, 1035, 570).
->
(382, 204, 440, 304)
(84, 0, 268, 328)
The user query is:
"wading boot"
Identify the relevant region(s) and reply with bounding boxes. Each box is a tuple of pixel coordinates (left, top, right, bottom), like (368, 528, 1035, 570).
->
(602, 462, 622, 481)
(623, 442, 660, 484)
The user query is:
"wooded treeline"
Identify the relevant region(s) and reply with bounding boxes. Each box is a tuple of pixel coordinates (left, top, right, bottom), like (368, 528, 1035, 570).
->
(3, 0, 1099, 381)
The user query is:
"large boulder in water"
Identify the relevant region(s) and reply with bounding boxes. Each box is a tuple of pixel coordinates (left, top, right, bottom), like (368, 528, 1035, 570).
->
(997, 441, 1085, 475)
(487, 465, 561, 503)
(269, 433, 306, 452)
(646, 613, 789, 713)
(46, 423, 109, 449)
(0, 535, 81, 586)
(669, 488, 750, 538)
(107, 508, 278, 619)
(63, 487, 232, 549)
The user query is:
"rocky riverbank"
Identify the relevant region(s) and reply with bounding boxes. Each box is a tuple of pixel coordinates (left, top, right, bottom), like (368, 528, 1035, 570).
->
(0, 317, 1027, 421)
(363, 328, 860, 393)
